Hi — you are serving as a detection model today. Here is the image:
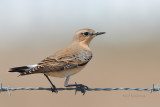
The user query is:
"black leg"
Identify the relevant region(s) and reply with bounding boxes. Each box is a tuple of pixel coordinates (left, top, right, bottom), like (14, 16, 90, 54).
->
(44, 74, 58, 93)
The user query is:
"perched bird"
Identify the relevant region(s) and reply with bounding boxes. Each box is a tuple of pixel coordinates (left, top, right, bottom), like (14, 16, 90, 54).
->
(9, 28, 105, 94)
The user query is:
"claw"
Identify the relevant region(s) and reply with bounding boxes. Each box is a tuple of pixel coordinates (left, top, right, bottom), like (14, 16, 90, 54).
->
(74, 82, 88, 95)
(50, 86, 58, 93)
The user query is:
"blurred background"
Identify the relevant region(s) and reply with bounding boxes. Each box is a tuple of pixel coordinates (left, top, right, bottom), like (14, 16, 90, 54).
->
(0, 0, 160, 107)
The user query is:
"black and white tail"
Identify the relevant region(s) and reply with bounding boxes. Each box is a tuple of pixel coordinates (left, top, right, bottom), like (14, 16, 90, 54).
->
(9, 64, 37, 75)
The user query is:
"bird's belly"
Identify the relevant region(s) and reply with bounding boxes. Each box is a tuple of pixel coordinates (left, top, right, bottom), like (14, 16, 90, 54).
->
(46, 66, 85, 78)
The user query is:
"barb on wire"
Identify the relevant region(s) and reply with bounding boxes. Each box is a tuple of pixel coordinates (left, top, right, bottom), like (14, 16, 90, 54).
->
(0, 82, 160, 96)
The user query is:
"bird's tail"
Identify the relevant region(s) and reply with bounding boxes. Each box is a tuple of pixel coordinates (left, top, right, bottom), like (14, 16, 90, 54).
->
(9, 65, 37, 75)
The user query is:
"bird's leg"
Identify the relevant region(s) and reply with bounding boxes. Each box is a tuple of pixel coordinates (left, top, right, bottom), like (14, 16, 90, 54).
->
(64, 75, 88, 95)
(44, 74, 58, 93)
(64, 75, 71, 87)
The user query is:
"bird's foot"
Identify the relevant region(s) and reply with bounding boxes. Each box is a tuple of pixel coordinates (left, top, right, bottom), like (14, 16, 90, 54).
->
(50, 86, 58, 93)
(75, 83, 88, 95)
(66, 82, 88, 95)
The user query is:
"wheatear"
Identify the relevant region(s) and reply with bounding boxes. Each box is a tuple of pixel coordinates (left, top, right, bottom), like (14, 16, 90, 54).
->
(9, 28, 105, 94)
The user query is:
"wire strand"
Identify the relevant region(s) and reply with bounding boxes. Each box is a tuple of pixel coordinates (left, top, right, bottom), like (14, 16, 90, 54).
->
(0, 83, 160, 96)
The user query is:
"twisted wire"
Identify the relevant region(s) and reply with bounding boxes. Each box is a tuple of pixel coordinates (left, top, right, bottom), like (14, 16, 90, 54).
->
(0, 83, 160, 96)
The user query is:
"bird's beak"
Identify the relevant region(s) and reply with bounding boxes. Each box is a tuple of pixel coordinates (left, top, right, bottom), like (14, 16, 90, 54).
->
(95, 32, 106, 35)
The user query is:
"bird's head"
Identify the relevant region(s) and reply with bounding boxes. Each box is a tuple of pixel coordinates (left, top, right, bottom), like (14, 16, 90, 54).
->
(72, 28, 105, 45)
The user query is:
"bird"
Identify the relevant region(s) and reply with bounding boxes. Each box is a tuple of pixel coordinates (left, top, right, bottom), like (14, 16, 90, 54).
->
(9, 28, 105, 94)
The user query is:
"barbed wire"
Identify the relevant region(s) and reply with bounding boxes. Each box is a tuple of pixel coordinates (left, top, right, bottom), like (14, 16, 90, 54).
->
(0, 82, 160, 96)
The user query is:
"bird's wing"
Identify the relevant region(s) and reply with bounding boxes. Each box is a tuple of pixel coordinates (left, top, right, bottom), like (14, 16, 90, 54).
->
(21, 49, 92, 75)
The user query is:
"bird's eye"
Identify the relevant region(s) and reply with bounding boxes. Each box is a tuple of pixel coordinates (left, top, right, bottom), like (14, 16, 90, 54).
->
(83, 32, 89, 36)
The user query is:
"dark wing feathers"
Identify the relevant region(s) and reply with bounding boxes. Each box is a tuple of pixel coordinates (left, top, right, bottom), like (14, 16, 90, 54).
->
(20, 50, 92, 75)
